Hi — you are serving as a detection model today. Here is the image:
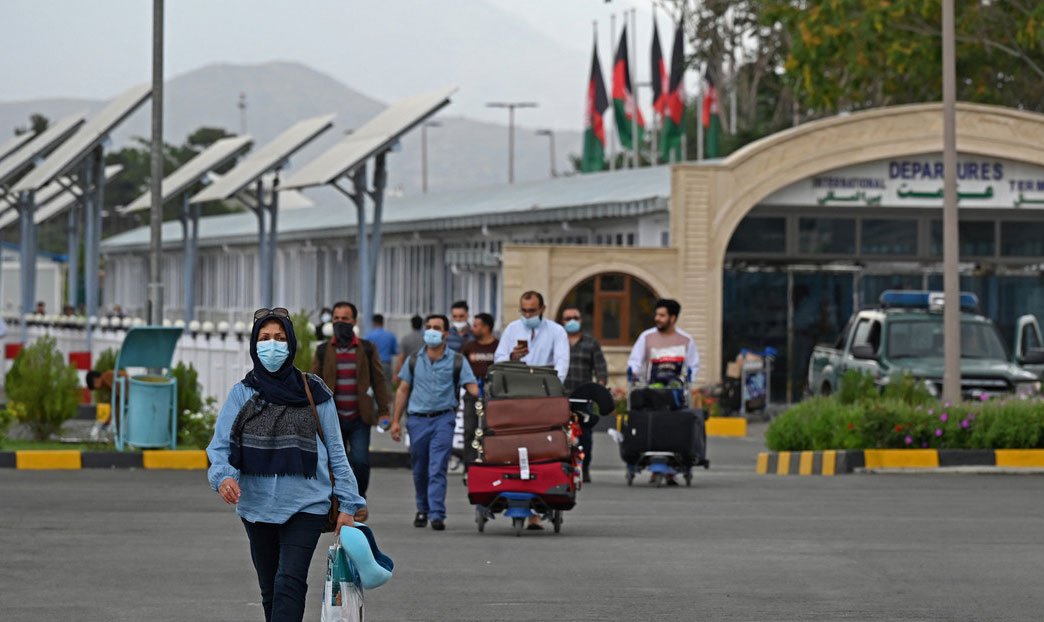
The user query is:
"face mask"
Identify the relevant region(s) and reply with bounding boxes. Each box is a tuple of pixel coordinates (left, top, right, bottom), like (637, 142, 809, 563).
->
(564, 319, 581, 334)
(320, 313, 332, 323)
(334, 322, 354, 343)
(256, 340, 290, 372)
(522, 315, 542, 330)
(451, 321, 468, 331)
(424, 328, 444, 347)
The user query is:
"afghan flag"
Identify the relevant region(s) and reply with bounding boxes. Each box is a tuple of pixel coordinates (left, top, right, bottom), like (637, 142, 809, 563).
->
(651, 21, 668, 116)
(581, 41, 610, 173)
(660, 20, 685, 162)
(702, 68, 721, 158)
(612, 24, 645, 150)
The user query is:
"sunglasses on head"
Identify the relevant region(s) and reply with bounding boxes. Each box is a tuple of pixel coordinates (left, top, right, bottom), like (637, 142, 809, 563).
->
(253, 307, 290, 322)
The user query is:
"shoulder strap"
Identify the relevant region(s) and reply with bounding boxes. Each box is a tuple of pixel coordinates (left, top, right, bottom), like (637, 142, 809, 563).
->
(453, 352, 463, 391)
(316, 341, 327, 362)
(408, 352, 418, 378)
(301, 372, 335, 488)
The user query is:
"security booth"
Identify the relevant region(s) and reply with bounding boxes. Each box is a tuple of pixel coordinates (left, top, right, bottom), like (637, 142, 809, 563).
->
(112, 327, 184, 451)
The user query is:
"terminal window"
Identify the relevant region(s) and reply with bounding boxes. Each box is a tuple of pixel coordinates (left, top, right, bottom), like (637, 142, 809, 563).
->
(726, 217, 785, 254)
(1000, 221, 1044, 256)
(798, 218, 856, 255)
(862, 219, 917, 256)
(931, 221, 995, 257)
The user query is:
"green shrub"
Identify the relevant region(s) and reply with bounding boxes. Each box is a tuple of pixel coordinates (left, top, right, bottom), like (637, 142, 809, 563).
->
(837, 369, 878, 404)
(6, 337, 81, 440)
(881, 373, 936, 406)
(172, 362, 204, 416)
(0, 406, 12, 446)
(170, 362, 217, 448)
(92, 348, 119, 404)
(292, 310, 317, 371)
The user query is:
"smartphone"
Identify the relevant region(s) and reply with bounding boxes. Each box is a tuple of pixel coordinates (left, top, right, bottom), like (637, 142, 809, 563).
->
(517, 339, 528, 348)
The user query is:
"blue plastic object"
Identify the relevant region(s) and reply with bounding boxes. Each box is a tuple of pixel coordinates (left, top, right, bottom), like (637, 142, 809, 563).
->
(648, 462, 675, 475)
(112, 327, 184, 451)
(501, 492, 537, 518)
(339, 523, 394, 589)
(879, 290, 978, 311)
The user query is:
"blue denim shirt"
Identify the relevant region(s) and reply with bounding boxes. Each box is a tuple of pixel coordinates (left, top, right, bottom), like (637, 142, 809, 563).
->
(399, 347, 477, 413)
(206, 382, 366, 524)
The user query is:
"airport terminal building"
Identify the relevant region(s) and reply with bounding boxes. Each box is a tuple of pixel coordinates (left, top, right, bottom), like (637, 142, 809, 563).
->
(104, 103, 1044, 398)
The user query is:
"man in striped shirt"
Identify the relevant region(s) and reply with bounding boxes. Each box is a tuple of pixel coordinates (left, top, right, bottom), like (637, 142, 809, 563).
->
(311, 301, 391, 503)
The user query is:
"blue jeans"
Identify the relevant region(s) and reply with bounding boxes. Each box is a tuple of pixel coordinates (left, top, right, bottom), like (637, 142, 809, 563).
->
(406, 410, 455, 521)
(338, 416, 371, 498)
(241, 512, 326, 622)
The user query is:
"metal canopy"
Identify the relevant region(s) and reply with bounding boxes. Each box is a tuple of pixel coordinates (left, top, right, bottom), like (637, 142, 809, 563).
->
(280, 87, 455, 335)
(120, 135, 253, 214)
(0, 114, 85, 187)
(13, 84, 151, 193)
(0, 132, 34, 164)
(0, 165, 123, 230)
(283, 88, 456, 190)
(190, 114, 334, 203)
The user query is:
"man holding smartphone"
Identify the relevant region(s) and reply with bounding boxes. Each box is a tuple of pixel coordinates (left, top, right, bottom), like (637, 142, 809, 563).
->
(493, 290, 570, 382)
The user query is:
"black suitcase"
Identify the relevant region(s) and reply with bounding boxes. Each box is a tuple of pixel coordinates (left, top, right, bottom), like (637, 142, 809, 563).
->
(629, 387, 687, 411)
(484, 362, 564, 398)
(620, 409, 704, 464)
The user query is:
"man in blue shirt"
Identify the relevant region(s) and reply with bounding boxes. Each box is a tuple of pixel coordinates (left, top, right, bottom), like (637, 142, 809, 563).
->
(390, 314, 478, 531)
(366, 314, 399, 373)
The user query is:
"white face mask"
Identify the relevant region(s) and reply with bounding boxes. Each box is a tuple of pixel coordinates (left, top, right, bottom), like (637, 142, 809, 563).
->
(452, 321, 468, 331)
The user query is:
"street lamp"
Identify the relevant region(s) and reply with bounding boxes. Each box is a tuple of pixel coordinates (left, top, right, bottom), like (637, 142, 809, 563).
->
(421, 121, 441, 193)
(486, 102, 538, 184)
(535, 129, 556, 178)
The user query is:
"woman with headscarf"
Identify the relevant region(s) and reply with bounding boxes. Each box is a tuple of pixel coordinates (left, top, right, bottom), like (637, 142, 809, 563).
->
(207, 307, 366, 622)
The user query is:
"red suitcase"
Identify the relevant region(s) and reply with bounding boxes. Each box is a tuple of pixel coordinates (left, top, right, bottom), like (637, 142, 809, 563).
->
(482, 396, 571, 433)
(479, 428, 572, 465)
(467, 461, 578, 509)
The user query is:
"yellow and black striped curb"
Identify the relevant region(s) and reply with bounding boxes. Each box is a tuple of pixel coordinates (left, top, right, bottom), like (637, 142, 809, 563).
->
(0, 450, 412, 470)
(757, 449, 1044, 475)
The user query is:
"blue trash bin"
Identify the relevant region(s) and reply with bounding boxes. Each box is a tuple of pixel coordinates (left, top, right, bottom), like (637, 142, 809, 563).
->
(112, 327, 184, 451)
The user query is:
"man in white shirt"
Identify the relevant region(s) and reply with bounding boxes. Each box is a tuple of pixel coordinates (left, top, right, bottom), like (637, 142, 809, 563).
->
(493, 290, 570, 383)
(627, 298, 700, 384)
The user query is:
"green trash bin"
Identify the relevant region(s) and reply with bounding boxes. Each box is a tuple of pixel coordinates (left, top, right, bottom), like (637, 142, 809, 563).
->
(112, 327, 184, 451)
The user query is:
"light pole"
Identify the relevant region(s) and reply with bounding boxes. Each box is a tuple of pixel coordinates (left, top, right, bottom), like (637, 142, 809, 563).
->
(148, 0, 164, 325)
(941, 0, 961, 404)
(238, 92, 247, 135)
(486, 102, 538, 183)
(535, 129, 556, 178)
(421, 121, 441, 193)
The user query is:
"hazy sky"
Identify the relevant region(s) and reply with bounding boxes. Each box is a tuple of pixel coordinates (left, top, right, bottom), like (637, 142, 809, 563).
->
(2, 0, 698, 131)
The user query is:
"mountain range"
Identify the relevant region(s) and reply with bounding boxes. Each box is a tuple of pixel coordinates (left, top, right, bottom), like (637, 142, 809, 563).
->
(0, 61, 583, 198)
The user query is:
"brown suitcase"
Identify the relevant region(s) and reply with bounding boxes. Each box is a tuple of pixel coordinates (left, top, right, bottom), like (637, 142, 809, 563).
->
(482, 396, 571, 433)
(478, 428, 572, 465)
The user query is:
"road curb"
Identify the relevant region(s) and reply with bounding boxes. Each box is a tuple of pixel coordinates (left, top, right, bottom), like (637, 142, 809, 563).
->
(707, 416, 747, 437)
(757, 449, 1044, 475)
(0, 449, 413, 470)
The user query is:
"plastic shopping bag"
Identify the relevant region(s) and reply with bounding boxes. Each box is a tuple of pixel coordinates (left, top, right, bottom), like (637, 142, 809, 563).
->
(321, 541, 364, 622)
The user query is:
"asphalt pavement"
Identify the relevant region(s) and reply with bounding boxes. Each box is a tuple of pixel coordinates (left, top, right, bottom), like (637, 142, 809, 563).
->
(3, 425, 1044, 621)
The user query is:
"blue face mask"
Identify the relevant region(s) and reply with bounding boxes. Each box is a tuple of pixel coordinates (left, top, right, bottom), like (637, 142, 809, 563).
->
(423, 328, 444, 347)
(522, 315, 542, 330)
(564, 319, 581, 334)
(256, 340, 290, 372)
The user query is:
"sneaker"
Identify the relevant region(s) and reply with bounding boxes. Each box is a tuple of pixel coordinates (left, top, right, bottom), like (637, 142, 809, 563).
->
(413, 512, 428, 528)
(430, 519, 445, 531)
(448, 455, 462, 471)
(582, 473, 591, 484)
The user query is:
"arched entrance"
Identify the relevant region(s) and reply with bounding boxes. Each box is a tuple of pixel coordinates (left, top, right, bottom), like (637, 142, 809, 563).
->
(671, 103, 1044, 387)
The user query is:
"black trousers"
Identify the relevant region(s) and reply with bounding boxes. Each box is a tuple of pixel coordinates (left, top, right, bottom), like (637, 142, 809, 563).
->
(241, 512, 326, 622)
(579, 420, 595, 476)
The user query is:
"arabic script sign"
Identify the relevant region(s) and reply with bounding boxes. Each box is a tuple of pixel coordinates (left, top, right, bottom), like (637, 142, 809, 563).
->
(763, 154, 1044, 209)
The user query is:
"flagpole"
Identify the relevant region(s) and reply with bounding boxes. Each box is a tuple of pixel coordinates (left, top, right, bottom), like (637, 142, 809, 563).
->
(697, 92, 704, 161)
(626, 6, 634, 170)
(609, 14, 616, 172)
(650, 5, 659, 165)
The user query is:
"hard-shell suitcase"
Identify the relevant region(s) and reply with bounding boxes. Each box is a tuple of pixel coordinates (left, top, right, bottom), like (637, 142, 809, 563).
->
(482, 396, 571, 433)
(479, 428, 572, 465)
(620, 409, 704, 463)
(485, 362, 564, 399)
(467, 461, 577, 509)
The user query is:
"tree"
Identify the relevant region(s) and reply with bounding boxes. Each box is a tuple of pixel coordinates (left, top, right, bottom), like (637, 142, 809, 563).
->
(765, 0, 1044, 114)
(14, 113, 50, 137)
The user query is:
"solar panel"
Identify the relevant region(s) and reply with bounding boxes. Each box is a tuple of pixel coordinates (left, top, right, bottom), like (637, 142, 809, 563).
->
(0, 114, 85, 187)
(190, 114, 334, 204)
(203, 171, 315, 211)
(12, 83, 150, 193)
(0, 131, 34, 164)
(282, 87, 455, 190)
(120, 135, 253, 214)
(0, 165, 123, 230)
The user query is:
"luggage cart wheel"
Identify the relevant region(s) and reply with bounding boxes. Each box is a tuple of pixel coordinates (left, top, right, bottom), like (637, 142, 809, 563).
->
(552, 510, 563, 533)
(476, 511, 487, 533)
(512, 517, 524, 536)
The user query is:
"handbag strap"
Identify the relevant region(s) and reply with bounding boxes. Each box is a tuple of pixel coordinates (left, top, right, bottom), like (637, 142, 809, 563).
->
(302, 372, 336, 491)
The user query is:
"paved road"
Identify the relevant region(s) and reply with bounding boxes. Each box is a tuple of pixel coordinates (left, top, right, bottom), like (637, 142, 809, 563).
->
(3, 427, 1044, 620)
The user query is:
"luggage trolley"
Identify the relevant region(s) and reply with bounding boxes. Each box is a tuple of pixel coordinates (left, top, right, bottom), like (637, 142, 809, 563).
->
(620, 370, 708, 487)
(471, 397, 599, 536)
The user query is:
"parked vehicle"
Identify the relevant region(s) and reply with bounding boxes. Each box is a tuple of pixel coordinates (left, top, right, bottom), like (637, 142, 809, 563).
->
(808, 291, 1044, 400)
